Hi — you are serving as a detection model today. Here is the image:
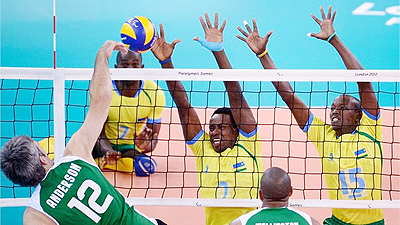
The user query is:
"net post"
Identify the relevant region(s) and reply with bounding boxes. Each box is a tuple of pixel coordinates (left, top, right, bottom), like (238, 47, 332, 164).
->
(53, 68, 65, 163)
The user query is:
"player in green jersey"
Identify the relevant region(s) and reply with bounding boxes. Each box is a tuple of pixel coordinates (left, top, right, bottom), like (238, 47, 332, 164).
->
(236, 6, 384, 225)
(230, 167, 320, 225)
(1, 41, 166, 225)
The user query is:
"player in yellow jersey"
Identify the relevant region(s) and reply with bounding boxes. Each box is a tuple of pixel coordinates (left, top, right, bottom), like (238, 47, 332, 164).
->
(93, 47, 166, 175)
(237, 6, 383, 225)
(155, 13, 263, 225)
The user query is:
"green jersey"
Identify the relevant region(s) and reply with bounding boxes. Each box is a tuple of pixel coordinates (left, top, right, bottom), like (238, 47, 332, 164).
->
(27, 156, 157, 225)
(236, 207, 312, 225)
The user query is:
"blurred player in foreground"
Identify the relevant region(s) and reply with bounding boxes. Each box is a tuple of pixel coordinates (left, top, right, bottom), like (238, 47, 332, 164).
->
(1, 41, 166, 225)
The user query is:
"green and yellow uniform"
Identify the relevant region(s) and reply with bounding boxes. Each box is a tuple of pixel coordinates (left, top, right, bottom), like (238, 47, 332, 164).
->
(26, 156, 157, 225)
(236, 207, 313, 225)
(304, 109, 384, 224)
(187, 128, 263, 225)
(105, 80, 165, 151)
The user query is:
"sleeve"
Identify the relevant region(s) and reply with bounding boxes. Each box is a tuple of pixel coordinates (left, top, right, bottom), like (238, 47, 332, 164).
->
(237, 127, 259, 155)
(147, 83, 166, 123)
(186, 129, 213, 157)
(359, 108, 382, 141)
(303, 113, 327, 152)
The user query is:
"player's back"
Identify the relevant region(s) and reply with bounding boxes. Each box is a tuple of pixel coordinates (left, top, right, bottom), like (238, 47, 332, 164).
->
(27, 156, 156, 225)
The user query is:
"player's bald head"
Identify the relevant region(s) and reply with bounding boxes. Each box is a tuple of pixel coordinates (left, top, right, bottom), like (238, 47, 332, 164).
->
(260, 167, 292, 201)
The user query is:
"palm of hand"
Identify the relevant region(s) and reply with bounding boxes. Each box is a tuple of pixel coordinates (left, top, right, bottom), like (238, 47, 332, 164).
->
(205, 29, 223, 42)
(152, 38, 172, 61)
(135, 130, 152, 149)
(316, 20, 334, 40)
(246, 33, 265, 54)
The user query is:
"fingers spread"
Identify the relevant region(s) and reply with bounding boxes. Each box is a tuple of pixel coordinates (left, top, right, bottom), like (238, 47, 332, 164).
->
(236, 34, 246, 42)
(320, 6, 326, 20)
(244, 20, 252, 33)
(327, 5, 332, 19)
(265, 30, 274, 39)
(205, 13, 212, 28)
(214, 12, 219, 29)
(252, 19, 258, 33)
(220, 20, 227, 32)
(159, 23, 165, 39)
(332, 10, 336, 22)
(199, 16, 207, 32)
(237, 26, 248, 37)
(311, 13, 321, 24)
(171, 39, 181, 48)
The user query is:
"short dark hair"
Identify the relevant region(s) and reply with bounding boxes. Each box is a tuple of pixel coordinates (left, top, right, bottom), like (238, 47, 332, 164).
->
(1, 135, 46, 187)
(261, 167, 291, 200)
(212, 107, 237, 129)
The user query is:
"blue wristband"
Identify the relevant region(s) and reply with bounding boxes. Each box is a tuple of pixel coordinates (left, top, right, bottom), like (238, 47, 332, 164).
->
(195, 37, 223, 52)
(159, 58, 171, 65)
(327, 32, 336, 42)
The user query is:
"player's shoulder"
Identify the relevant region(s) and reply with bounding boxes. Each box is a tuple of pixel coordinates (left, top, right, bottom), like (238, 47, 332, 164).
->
(24, 207, 57, 225)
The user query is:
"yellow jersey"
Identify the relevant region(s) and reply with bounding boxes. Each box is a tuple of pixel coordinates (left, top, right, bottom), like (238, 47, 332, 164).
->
(38, 137, 55, 161)
(38, 137, 135, 172)
(304, 109, 383, 224)
(105, 80, 165, 148)
(187, 128, 263, 225)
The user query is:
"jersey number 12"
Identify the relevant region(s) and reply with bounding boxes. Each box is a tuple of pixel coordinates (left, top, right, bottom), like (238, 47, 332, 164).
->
(67, 180, 114, 223)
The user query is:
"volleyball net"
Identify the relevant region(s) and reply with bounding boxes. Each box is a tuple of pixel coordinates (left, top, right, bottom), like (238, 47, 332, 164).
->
(1, 67, 399, 209)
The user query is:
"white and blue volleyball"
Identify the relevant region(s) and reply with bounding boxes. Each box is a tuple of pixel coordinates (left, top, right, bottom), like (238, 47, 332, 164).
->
(121, 16, 158, 53)
(134, 155, 157, 177)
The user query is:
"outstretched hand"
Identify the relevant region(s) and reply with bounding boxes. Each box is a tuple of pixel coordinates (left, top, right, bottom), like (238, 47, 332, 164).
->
(194, 12, 226, 43)
(236, 19, 273, 55)
(151, 23, 180, 62)
(309, 6, 336, 40)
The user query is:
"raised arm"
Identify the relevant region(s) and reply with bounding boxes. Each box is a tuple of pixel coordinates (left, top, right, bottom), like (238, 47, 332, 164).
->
(194, 13, 257, 132)
(166, 81, 202, 141)
(151, 23, 180, 69)
(64, 41, 128, 163)
(150, 23, 201, 141)
(194, 13, 230, 69)
(237, 19, 310, 129)
(309, 6, 379, 116)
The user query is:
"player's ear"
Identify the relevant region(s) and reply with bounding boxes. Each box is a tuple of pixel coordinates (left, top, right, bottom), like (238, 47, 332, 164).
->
(39, 155, 47, 164)
(288, 186, 293, 197)
(259, 189, 264, 201)
(141, 64, 145, 68)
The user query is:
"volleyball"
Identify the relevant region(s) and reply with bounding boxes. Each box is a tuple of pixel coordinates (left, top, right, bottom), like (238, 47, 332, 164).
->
(121, 16, 158, 53)
(134, 155, 157, 177)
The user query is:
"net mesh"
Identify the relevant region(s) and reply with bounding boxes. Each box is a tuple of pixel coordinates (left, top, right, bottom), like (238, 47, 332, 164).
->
(0, 67, 399, 208)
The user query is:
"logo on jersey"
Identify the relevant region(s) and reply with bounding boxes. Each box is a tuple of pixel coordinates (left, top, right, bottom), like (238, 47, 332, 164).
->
(233, 161, 246, 172)
(355, 148, 368, 159)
